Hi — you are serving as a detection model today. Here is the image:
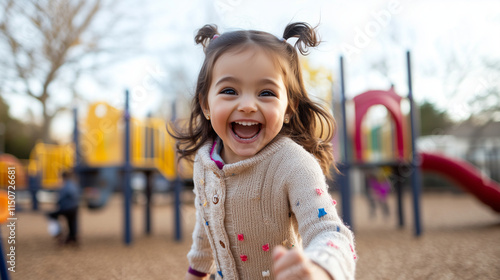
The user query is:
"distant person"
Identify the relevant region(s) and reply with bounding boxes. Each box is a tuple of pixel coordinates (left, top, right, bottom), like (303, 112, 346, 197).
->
(48, 171, 80, 246)
(170, 23, 356, 280)
(364, 172, 377, 218)
(366, 169, 391, 219)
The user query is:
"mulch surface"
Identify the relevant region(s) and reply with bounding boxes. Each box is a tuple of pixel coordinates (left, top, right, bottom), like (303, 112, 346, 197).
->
(4, 191, 500, 279)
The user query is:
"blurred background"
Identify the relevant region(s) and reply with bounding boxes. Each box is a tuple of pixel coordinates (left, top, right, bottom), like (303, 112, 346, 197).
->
(1, 0, 499, 149)
(0, 0, 499, 279)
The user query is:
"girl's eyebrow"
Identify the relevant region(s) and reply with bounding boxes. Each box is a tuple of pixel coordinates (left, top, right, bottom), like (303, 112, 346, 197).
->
(215, 76, 240, 87)
(215, 76, 281, 88)
(257, 78, 282, 88)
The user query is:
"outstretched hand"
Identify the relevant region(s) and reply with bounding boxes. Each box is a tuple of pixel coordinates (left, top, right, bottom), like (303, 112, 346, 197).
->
(272, 246, 333, 280)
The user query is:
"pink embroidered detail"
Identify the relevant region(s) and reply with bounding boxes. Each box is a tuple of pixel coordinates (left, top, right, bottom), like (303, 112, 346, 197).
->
(332, 199, 337, 206)
(240, 255, 248, 262)
(238, 234, 244, 241)
(349, 244, 357, 259)
(315, 188, 324, 195)
(262, 243, 269, 251)
(210, 140, 224, 169)
(327, 240, 339, 249)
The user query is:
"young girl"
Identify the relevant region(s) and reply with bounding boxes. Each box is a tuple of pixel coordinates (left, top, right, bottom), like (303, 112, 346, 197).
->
(171, 22, 356, 280)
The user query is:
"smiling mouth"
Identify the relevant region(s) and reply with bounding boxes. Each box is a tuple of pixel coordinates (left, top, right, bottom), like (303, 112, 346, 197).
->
(231, 121, 262, 140)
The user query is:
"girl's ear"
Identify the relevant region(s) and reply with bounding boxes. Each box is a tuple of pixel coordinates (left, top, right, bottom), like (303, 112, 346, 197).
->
(284, 104, 294, 124)
(200, 101, 211, 120)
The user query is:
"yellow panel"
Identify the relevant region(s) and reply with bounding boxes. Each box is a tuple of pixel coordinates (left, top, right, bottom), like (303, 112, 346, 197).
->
(84, 102, 123, 166)
(29, 143, 74, 189)
(29, 103, 195, 188)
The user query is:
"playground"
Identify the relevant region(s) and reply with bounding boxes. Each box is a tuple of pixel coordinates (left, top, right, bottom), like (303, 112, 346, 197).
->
(1, 53, 499, 280)
(5, 190, 500, 279)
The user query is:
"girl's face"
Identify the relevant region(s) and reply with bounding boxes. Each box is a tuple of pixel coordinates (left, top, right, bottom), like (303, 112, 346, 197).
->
(203, 47, 289, 164)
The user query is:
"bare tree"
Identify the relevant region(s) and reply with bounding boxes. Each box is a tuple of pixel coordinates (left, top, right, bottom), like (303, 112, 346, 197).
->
(368, 20, 412, 84)
(436, 43, 500, 163)
(468, 59, 500, 124)
(0, 0, 144, 142)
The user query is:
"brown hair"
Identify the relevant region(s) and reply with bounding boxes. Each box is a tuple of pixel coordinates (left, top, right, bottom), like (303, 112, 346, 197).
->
(169, 22, 337, 177)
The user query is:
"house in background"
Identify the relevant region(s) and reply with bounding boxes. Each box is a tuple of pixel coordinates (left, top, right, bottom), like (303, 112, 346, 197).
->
(418, 120, 500, 182)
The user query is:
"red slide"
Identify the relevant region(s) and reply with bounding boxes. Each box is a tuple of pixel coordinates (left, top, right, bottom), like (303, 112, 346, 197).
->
(420, 152, 500, 213)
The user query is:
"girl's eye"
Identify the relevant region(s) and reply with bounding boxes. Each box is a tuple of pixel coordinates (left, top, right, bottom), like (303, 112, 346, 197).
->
(259, 90, 276, 97)
(220, 88, 236, 95)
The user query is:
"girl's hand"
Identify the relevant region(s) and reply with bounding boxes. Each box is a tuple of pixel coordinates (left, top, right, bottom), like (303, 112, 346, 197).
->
(272, 245, 333, 280)
(184, 271, 207, 280)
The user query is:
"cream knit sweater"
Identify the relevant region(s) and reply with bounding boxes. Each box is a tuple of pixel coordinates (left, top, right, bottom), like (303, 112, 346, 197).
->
(187, 136, 357, 280)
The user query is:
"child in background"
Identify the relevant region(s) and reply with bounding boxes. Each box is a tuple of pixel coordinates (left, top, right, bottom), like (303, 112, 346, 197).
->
(47, 171, 80, 246)
(366, 168, 391, 219)
(170, 22, 356, 280)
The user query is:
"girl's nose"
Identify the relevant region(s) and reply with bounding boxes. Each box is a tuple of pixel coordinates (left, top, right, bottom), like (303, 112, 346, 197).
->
(238, 95, 257, 113)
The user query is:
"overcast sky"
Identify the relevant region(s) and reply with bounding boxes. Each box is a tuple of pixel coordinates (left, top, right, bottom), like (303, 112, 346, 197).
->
(6, 0, 500, 142)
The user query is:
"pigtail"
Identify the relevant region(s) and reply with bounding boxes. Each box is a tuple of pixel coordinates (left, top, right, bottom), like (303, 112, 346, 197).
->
(282, 22, 320, 55)
(195, 24, 220, 51)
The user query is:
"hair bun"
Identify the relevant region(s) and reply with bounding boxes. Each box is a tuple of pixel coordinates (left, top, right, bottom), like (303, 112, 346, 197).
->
(195, 24, 220, 51)
(282, 22, 320, 55)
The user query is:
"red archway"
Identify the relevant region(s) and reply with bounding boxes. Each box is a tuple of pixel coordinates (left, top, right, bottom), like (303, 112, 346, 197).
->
(353, 87, 405, 162)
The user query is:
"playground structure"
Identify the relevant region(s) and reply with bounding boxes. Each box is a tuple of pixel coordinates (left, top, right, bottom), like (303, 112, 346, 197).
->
(27, 90, 191, 244)
(16, 51, 500, 251)
(28, 101, 191, 191)
(336, 51, 500, 236)
(0, 154, 27, 190)
(419, 152, 500, 213)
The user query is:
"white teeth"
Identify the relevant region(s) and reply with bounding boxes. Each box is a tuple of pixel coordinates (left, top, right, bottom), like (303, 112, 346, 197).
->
(234, 121, 259, 126)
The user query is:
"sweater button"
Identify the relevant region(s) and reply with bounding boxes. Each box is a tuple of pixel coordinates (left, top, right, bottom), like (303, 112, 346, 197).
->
(213, 194, 219, 204)
(220, 240, 225, 248)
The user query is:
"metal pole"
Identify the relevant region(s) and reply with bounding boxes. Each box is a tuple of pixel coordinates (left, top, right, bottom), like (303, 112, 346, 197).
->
(145, 171, 152, 235)
(0, 230, 10, 280)
(172, 100, 182, 241)
(174, 177, 182, 241)
(406, 51, 422, 236)
(339, 56, 353, 229)
(393, 166, 404, 228)
(73, 108, 80, 169)
(72, 107, 83, 206)
(124, 89, 133, 244)
(28, 175, 39, 211)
